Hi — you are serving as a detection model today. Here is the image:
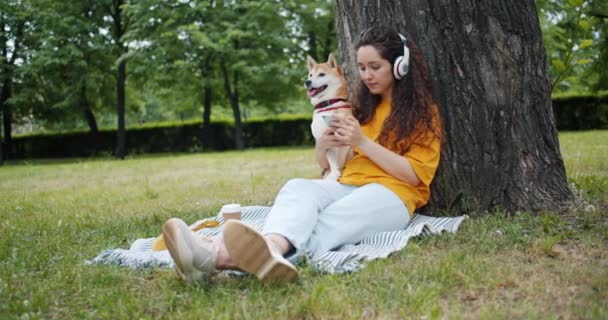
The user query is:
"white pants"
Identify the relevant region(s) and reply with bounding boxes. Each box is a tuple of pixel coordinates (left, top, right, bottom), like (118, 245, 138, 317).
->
(262, 178, 410, 258)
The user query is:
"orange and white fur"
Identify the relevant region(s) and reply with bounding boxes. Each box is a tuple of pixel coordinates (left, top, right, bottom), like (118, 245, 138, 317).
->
(306, 53, 353, 180)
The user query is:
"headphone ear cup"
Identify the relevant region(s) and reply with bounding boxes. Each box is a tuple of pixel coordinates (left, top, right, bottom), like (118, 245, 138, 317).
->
(393, 56, 405, 80)
(394, 34, 411, 80)
(393, 54, 410, 80)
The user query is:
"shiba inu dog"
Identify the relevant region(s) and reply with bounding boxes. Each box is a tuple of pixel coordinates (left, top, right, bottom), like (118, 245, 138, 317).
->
(305, 53, 353, 180)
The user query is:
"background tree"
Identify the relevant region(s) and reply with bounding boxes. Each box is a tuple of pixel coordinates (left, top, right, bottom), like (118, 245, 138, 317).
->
(588, 1, 608, 91)
(106, 0, 131, 159)
(12, 0, 115, 137)
(125, 0, 303, 150)
(283, 0, 336, 62)
(199, 1, 302, 150)
(536, 0, 607, 93)
(2, 1, 337, 156)
(335, 0, 576, 213)
(125, 0, 226, 149)
(1, 0, 35, 161)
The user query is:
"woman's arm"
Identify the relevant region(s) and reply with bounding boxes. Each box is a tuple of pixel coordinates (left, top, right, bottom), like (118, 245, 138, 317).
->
(332, 114, 422, 186)
(357, 136, 421, 186)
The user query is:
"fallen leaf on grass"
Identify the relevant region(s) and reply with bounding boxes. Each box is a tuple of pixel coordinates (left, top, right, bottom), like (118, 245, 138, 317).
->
(463, 290, 478, 301)
(495, 280, 518, 289)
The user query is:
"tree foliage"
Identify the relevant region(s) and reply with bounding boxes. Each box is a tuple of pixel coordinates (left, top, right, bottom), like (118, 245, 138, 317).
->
(123, 0, 331, 149)
(1, 0, 39, 160)
(537, 0, 608, 93)
(1, 0, 341, 157)
(3, 0, 605, 138)
(13, 0, 115, 132)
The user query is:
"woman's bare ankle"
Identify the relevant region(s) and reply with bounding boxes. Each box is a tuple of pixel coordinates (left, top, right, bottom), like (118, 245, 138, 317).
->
(213, 238, 237, 270)
(265, 234, 293, 256)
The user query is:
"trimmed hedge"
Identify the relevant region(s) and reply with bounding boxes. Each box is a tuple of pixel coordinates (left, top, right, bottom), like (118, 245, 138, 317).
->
(7, 93, 608, 159)
(11, 117, 314, 159)
(552, 92, 608, 130)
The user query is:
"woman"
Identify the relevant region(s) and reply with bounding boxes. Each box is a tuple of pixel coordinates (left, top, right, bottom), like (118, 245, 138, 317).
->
(162, 25, 443, 284)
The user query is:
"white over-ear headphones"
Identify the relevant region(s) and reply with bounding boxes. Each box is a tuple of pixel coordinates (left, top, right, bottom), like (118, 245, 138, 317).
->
(393, 33, 410, 80)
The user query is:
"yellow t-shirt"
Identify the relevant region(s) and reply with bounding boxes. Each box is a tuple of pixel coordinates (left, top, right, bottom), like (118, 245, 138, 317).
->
(338, 99, 441, 217)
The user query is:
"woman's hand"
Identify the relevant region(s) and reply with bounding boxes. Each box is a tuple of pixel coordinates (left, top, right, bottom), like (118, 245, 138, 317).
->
(332, 114, 367, 147)
(315, 114, 366, 170)
(315, 126, 345, 170)
(316, 126, 348, 150)
(330, 113, 423, 186)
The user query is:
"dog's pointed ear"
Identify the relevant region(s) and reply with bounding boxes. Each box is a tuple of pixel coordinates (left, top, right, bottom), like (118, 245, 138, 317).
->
(327, 53, 338, 69)
(307, 55, 317, 72)
(328, 53, 344, 75)
(336, 64, 344, 76)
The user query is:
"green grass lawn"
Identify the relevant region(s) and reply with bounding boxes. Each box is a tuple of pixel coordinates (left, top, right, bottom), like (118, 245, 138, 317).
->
(0, 133, 606, 319)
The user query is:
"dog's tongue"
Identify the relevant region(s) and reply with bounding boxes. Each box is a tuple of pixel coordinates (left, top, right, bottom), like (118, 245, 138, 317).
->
(307, 89, 317, 97)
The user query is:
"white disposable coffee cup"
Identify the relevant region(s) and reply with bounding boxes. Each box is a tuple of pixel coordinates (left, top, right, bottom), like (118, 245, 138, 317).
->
(221, 203, 241, 221)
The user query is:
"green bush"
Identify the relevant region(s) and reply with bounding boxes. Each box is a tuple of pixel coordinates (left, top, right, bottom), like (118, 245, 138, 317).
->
(552, 92, 608, 130)
(8, 92, 607, 159)
(11, 117, 314, 159)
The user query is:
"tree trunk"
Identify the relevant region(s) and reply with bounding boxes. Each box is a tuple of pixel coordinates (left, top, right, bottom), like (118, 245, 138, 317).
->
(81, 81, 99, 133)
(112, 0, 127, 159)
(308, 31, 318, 61)
(0, 109, 3, 165)
(1, 20, 16, 162)
(334, 0, 576, 213)
(2, 103, 11, 161)
(80, 79, 100, 156)
(203, 86, 211, 127)
(115, 58, 126, 159)
(1, 78, 11, 161)
(220, 59, 245, 151)
(200, 57, 213, 149)
(0, 116, 3, 165)
(1, 21, 5, 164)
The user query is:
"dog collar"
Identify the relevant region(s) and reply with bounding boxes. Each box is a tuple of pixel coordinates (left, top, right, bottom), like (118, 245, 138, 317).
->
(314, 99, 348, 110)
(315, 105, 352, 113)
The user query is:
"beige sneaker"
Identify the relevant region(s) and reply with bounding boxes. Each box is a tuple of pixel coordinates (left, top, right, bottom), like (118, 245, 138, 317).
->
(163, 218, 218, 283)
(223, 220, 298, 284)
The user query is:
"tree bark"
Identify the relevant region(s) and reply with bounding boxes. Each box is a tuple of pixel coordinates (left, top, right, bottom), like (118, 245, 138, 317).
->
(80, 79, 100, 155)
(1, 20, 5, 164)
(80, 81, 99, 133)
(1, 20, 19, 162)
(115, 57, 126, 159)
(111, 0, 127, 159)
(1, 77, 12, 162)
(220, 59, 245, 151)
(335, 0, 576, 213)
(308, 31, 318, 61)
(200, 57, 213, 149)
(203, 84, 211, 128)
(0, 113, 3, 165)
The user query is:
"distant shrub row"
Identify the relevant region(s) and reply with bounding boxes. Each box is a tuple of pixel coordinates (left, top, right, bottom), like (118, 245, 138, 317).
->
(552, 91, 608, 130)
(11, 116, 314, 159)
(8, 93, 607, 159)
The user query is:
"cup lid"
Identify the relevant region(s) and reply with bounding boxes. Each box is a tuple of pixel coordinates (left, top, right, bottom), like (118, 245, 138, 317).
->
(221, 203, 241, 213)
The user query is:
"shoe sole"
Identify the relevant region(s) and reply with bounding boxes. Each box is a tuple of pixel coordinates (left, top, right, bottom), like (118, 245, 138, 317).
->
(223, 220, 298, 284)
(163, 218, 210, 283)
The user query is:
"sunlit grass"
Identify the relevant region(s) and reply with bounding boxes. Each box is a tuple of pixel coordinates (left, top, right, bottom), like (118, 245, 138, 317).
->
(560, 130, 608, 204)
(0, 134, 606, 319)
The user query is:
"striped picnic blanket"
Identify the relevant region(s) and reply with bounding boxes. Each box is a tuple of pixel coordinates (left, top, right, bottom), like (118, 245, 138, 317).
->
(88, 206, 467, 274)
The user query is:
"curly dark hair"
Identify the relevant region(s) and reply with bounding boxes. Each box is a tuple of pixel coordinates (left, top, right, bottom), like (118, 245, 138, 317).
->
(354, 25, 442, 154)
